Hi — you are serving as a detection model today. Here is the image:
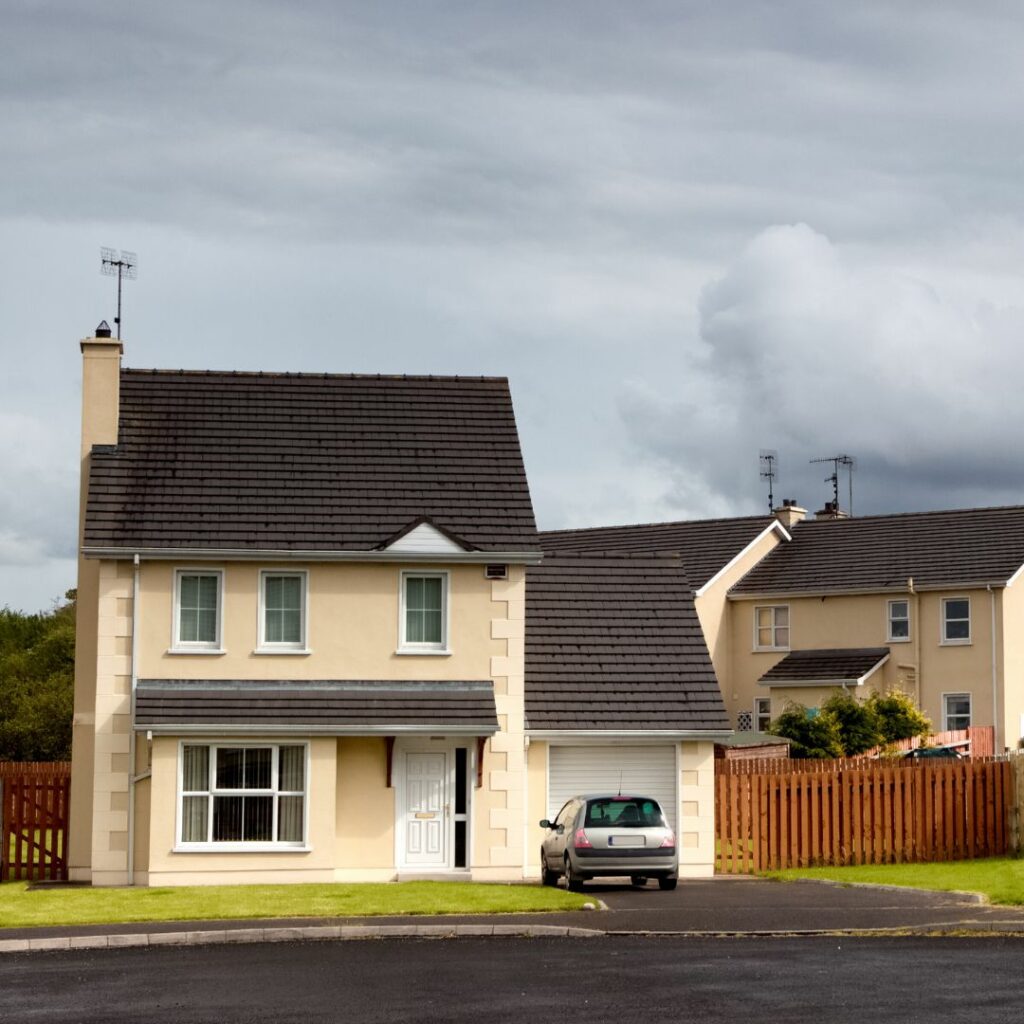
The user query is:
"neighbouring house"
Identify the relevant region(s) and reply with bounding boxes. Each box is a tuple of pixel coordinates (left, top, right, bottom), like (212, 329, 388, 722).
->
(728, 503, 1024, 751)
(545, 501, 1024, 752)
(69, 327, 728, 886)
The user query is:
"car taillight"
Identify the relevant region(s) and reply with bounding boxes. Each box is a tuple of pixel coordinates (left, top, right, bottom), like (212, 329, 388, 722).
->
(660, 831, 676, 849)
(573, 828, 592, 849)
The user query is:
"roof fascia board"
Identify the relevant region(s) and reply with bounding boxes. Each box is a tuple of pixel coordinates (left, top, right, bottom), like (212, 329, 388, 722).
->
(758, 678, 863, 687)
(729, 581, 1007, 601)
(694, 520, 790, 599)
(136, 723, 498, 736)
(85, 547, 543, 565)
(526, 729, 734, 741)
(1005, 562, 1024, 587)
(856, 653, 891, 686)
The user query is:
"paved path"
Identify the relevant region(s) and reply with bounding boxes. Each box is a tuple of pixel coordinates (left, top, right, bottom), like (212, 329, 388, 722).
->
(4, 877, 1024, 953)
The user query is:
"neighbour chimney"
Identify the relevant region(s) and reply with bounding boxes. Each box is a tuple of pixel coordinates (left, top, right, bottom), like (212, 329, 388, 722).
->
(773, 498, 807, 530)
(814, 500, 848, 520)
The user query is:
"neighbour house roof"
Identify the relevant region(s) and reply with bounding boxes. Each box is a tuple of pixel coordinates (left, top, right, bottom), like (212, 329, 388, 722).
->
(84, 370, 540, 555)
(540, 515, 778, 591)
(524, 553, 729, 732)
(134, 679, 499, 735)
(731, 505, 1024, 597)
(757, 648, 891, 688)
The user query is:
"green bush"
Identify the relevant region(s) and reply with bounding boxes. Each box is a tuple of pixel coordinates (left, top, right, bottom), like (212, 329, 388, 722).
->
(821, 691, 882, 755)
(868, 689, 931, 743)
(767, 703, 844, 759)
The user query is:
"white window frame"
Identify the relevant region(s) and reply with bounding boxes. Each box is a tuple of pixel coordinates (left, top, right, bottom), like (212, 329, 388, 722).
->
(941, 596, 971, 646)
(753, 605, 790, 652)
(397, 569, 451, 655)
(170, 568, 225, 654)
(754, 697, 772, 733)
(887, 599, 911, 643)
(942, 692, 972, 732)
(175, 741, 310, 853)
(255, 569, 310, 654)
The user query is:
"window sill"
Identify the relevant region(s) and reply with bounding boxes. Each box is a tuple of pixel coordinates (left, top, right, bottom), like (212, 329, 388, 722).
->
(173, 844, 311, 854)
(252, 648, 312, 656)
(167, 647, 227, 656)
(887, 637, 912, 644)
(395, 648, 453, 657)
(940, 639, 972, 647)
(752, 647, 790, 654)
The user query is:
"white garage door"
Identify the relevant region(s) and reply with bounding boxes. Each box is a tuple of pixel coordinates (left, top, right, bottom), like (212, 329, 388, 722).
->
(548, 744, 678, 831)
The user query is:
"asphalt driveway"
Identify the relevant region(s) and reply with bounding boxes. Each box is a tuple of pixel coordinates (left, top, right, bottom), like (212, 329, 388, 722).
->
(5, 876, 1024, 945)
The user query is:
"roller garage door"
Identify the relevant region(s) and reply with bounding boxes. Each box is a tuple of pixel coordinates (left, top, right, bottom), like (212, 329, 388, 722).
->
(548, 744, 678, 831)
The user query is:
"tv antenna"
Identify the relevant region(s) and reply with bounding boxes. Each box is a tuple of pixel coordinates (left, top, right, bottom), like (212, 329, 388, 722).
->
(810, 453, 856, 515)
(100, 248, 138, 339)
(758, 449, 779, 513)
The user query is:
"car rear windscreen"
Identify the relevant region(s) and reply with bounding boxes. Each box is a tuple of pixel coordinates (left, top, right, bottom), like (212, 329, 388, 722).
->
(584, 798, 666, 828)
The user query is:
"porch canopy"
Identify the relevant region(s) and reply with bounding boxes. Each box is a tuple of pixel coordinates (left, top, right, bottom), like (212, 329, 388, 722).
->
(134, 679, 499, 735)
(757, 648, 890, 688)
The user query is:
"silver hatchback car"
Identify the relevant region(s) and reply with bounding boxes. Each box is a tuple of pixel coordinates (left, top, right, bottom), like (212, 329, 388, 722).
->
(539, 794, 678, 891)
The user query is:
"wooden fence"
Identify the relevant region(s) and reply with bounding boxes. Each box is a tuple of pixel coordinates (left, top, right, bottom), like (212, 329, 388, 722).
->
(0, 762, 71, 882)
(716, 759, 1012, 873)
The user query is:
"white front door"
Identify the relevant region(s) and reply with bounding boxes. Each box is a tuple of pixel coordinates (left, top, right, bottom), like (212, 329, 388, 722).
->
(403, 751, 448, 867)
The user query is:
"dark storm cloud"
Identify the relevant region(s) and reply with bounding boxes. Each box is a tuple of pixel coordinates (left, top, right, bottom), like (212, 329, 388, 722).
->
(2, 1, 1024, 608)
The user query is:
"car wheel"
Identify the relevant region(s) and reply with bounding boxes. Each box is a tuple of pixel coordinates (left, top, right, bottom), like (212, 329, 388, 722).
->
(541, 854, 559, 887)
(630, 875, 648, 888)
(658, 876, 678, 892)
(564, 856, 585, 892)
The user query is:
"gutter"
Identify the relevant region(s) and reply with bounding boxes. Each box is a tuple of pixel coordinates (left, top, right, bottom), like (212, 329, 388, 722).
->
(525, 729, 734, 741)
(728, 580, 1009, 601)
(81, 547, 544, 565)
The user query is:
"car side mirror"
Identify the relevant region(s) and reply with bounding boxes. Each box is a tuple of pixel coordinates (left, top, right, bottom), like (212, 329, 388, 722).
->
(539, 819, 552, 829)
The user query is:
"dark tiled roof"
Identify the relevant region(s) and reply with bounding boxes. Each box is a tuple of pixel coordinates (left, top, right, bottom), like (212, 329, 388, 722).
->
(85, 370, 540, 553)
(540, 515, 776, 589)
(134, 679, 498, 734)
(731, 506, 1024, 596)
(525, 554, 729, 732)
(758, 648, 891, 686)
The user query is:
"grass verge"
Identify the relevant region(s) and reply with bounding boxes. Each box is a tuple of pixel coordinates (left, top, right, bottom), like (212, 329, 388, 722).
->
(766, 857, 1024, 906)
(0, 880, 592, 930)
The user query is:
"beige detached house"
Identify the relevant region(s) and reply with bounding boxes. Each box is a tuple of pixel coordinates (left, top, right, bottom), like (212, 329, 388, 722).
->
(727, 504, 1024, 751)
(70, 328, 729, 886)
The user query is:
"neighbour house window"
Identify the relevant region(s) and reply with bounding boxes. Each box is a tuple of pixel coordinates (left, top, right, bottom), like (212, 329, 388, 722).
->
(888, 599, 910, 642)
(179, 744, 306, 847)
(941, 598, 971, 644)
(399, 571, 449, 651)
(174, 571, 223, 650)
(943, 693, 972, 732)
(754, 697, 772, 733)
(754, 605, 789, 651)
(259, 571, 307, 650)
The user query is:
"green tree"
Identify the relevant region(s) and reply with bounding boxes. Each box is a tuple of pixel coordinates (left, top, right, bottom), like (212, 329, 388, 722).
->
(867, 689, 931, 743)
(767, 703, 844, 759)
(0, 594, 75, 761)
(821, 691, 882, 755)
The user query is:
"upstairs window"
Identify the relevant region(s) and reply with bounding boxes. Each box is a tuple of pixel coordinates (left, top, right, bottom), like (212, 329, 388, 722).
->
(174, 570, 222, 651)
(888, 599, 910, 642)
(259, 571, 307, 651)
(399, 571, 449, 652)
(754, 605, 789, 651)
(942, 598, 971, 644)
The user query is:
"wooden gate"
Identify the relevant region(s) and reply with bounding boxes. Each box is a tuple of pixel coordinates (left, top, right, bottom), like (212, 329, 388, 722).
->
(0, 762, 71, 882)
(716, 759, 1012, 873)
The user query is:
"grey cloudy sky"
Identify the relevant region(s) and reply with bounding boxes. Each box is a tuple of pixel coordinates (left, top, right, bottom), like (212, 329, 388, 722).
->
(2, 1, 1023, 612)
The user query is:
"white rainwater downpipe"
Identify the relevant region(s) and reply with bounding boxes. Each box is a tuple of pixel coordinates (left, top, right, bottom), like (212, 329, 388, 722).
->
(989, 584, 999, 753)
(127, 554, 140, 885)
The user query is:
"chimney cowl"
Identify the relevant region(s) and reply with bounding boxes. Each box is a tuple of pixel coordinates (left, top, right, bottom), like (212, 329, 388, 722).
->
(95, 320, 112, 338)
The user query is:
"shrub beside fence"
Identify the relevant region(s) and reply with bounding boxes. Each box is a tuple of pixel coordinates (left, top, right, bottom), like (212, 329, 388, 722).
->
(0, 762, 71, 882)
(716, 759, 1012, 873)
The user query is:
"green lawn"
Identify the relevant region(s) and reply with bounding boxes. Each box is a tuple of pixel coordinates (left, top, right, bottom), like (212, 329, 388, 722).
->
(0, 880, 592, 930)
(766, 857, 1024, 906)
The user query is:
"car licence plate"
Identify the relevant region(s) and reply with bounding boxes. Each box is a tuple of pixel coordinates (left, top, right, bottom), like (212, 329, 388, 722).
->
(609, 835, 645, 847)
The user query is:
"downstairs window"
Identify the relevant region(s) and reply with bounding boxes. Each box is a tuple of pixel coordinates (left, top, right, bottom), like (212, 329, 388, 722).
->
(179, 744, 306, 848)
